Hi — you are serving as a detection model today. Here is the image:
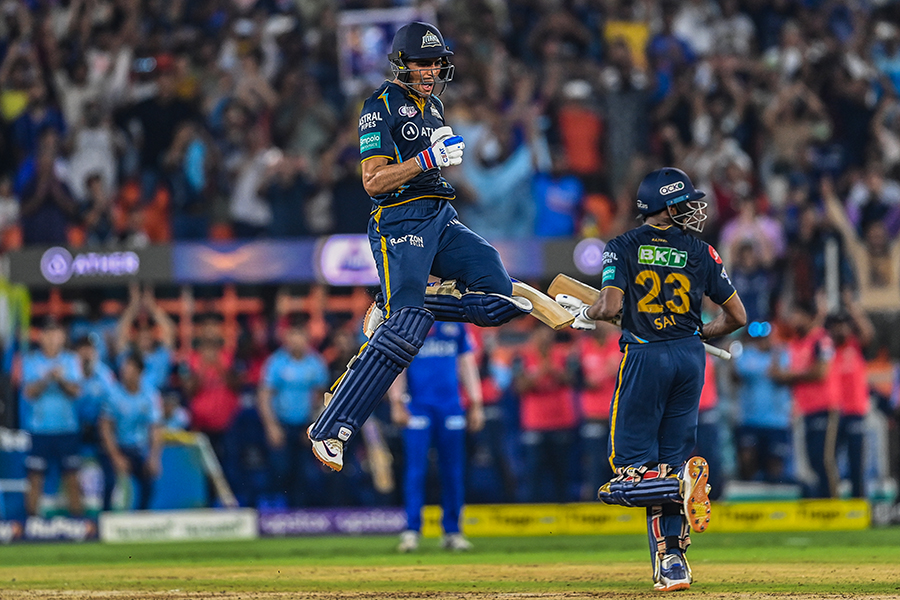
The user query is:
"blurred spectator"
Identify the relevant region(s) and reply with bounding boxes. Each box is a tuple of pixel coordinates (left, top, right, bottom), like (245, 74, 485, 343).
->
(80, 173, 115, 245)
(228, 126, 275, 238)
(0, 173, 19, 239)
(15, 128, 78, 245)
(65, 100, 117, 205)
(719, 195, 786, 269)
(770, 302, 837, 498)
(826, 302, 875, 498)
(730, 240, 778, 324)
(0, 39, 40, 123)
(116, 285, 175, 392)
(21, 318, 82, 516)
(822, 177, 900, 355)
(261, 153, 310, 238)
(532, 149, 584, 238)
(551, 79, 604, 192)
(733, 322, 793, 483)
(161, 390, 190, 431)
(10, 79, 66, 163)
(575, 322, 619, 499)
(514, 327, 578, 503)
(163, 121, 218, 240)
(74, 335, 114, 449)
(256, 317, 328, 508)
(98, 352, 163, 511)
(114, 61, 198, 204)
(182, 314, 239, 469)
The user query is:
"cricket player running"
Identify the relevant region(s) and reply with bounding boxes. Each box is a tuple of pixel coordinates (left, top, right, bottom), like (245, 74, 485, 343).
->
(556, 168, 746, 591)
(307, 22, 532, 470)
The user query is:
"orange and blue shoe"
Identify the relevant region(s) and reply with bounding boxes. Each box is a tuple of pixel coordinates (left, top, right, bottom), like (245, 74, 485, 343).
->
(682, 456, 711, 533)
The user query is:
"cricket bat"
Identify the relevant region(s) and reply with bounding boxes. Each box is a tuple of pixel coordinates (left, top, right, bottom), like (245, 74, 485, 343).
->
(511, 279, 576, 330)
(548, 274, 732, 360)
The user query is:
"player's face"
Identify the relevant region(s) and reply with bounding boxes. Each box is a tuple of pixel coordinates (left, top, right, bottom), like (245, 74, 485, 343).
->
(285, 327, 308, 354)
(41, 328, 65, 355)
(406, 59, 443, 97)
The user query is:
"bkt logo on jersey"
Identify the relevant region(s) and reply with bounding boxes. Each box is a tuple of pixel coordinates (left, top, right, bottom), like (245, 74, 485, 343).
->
(659, 181, 685, 195)
(638, 245, 687, 268)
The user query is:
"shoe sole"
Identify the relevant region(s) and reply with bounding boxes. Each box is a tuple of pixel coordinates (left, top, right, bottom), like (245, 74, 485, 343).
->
(307, 425, 343, 472)
(683, 456, 710, 533)
(654, 582, 690, 592)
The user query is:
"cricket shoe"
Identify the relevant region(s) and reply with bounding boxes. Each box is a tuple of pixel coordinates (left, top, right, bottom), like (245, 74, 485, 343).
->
(441, 533, 473, 552)
(682, 456, 711, 533)
(397, 530, 419, 553)
(363, 301, 384, 338)
(307, 425, 343, 471)
(654, 551, 691, 592)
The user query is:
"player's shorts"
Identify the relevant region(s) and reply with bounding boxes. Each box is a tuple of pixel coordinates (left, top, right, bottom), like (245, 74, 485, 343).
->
(25, 432, 82, 473)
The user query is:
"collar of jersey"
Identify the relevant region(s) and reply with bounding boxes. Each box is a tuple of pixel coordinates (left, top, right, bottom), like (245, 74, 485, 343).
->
(387, 80, 430, 113)
(646, 223, 673, 231)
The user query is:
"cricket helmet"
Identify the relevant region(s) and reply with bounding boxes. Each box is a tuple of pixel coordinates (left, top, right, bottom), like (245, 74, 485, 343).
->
(388, 22, 454, 95)
(636, 167, 708, 232)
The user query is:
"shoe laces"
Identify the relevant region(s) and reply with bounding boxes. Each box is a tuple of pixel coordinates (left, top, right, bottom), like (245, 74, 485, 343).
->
(324, 438, 343, 453)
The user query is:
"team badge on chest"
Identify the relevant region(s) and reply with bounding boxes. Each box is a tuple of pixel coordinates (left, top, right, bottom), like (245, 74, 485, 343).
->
(399, 105, 417, 118)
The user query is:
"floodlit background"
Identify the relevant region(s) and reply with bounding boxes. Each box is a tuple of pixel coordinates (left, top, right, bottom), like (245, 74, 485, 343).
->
(0, 0, 898, 557)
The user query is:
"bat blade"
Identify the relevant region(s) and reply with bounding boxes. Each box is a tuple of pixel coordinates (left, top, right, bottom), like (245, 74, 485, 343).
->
(511, 279, 575, 330)
(547, 273, 731, 360)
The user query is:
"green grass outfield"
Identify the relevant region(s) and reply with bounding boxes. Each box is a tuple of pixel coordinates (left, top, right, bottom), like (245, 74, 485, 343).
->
(1, 529, 899, 598)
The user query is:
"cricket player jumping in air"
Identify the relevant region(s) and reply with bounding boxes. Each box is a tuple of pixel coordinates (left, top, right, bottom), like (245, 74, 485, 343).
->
(307, 22, 532, 471)
(556, 168, 746, 591)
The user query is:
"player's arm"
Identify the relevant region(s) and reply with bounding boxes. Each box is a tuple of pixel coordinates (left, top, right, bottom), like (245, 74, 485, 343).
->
(98, 414, 129, 474)
(700, 293, 747, 340)
(457, 350, 485, 432)
(23, 361, 53, 400)
(361, 156, 426, 197)
(585, 286, 623, 323)
(386, 370, 411, 427)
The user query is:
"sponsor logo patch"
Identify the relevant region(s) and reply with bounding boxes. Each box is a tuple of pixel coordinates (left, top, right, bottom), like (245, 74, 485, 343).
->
(638, 245, 687, 268)
(358, 112, 382, 130)
(360, 132, 381, 152)
(398, 105, 417, 118)
(659, 181, 685, 195)
(431, 105, 442, 119)
(401, 122, 419, 141)
(602, 251, 617, 265)
(338, 427, 352, 441)
(720, 266, 732, 285)
(602, 266, 616, 283)
(709, 245, 722, 264)
(390, 234, 424, 248)
(421, 31, 441, 48)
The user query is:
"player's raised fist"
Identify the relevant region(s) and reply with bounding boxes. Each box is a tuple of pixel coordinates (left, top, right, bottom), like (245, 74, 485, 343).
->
(555, 294, 596, 330)
(415, 135, 466, 171)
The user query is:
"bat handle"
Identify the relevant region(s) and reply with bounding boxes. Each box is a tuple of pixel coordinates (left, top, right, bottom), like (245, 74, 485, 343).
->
(703, 342, 732, 361)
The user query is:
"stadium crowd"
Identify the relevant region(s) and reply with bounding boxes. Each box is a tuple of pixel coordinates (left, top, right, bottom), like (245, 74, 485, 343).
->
(1, 0, 900, 513)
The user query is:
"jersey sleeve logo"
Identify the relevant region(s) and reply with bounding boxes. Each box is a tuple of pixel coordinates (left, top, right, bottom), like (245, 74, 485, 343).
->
(359, 112, 383, 130)
(708, 245, 722, 264)
(602, 266, 616, 283)
(399, 105, 417, 117)
(360, 133, 381, 152)
(431, 105, 442, 119)
(638, 245, 687, 268)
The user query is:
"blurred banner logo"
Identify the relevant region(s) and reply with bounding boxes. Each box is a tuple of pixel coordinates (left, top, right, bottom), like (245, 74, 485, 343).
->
(574, 238, 606, 276)
(41, 247, 140, 285)
(316, 235, 379, 286)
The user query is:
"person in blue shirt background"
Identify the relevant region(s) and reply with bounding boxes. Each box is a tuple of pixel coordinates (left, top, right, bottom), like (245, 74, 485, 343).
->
(98, 352, 163, 510)
(116, 284, 175, 392)
(388, 321, 484, 552)
(257, 316, 329, 507)
(74, 335, 116, 450)
(21, 317, 83, 516)
(733, 321, 794, 483)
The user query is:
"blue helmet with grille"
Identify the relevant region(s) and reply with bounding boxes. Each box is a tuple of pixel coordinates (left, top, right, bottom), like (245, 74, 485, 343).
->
(636, 167, 708, 232)
(388, 22, 454, 96)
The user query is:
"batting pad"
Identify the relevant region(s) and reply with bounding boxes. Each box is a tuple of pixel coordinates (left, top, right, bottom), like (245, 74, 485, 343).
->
(598, 467, 682, 508)
(425, 291, 531, 327)
(310, 306, 434, 443)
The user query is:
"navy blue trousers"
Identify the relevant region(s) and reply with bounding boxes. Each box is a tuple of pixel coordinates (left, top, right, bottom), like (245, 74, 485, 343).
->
(369, 200, 511, 314)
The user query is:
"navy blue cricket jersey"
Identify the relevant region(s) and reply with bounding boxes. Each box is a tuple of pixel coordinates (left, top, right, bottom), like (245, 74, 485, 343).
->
(601, 223, 736, 344)
(358, 81, 456, 207)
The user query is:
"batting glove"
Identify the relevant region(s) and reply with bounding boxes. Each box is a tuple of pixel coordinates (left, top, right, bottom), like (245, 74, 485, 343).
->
(415, 135, 465, 171)
(555, 294, 596, 330)
(430, 126, 455, 144)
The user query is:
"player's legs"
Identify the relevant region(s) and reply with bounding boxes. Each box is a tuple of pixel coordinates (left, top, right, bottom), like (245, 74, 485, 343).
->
(59, 433, 84, 516)
(434, 409, 466, 535)
(840, 415, 865, 498)
(431, 217, 513, 296)
(402, 405, 433, 542)
(24, 433, 50, 516)
(804, 411, 831, 497)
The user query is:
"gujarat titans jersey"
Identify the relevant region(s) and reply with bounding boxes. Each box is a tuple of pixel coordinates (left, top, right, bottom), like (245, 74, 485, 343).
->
(358, 81, 456, 206)
(601, 224, 736, 344)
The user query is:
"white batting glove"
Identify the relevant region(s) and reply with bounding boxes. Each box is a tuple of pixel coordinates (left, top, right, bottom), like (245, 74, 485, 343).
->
(430, 126, 455, 144)
(415, 134, 465, 170)
(555, 294, 596, 330)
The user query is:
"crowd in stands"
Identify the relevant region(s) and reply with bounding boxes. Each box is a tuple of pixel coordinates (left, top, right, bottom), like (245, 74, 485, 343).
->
(2, 0, 900, 512)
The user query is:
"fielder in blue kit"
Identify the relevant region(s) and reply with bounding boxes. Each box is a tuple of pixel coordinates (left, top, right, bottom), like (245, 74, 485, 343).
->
(556, 168, 746, 592)
(388, 322, 483, 552)
(308, 22, 532, 471)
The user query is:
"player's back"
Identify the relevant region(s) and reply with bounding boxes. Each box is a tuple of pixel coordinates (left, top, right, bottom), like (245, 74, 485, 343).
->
(602, 223, 735, 345)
